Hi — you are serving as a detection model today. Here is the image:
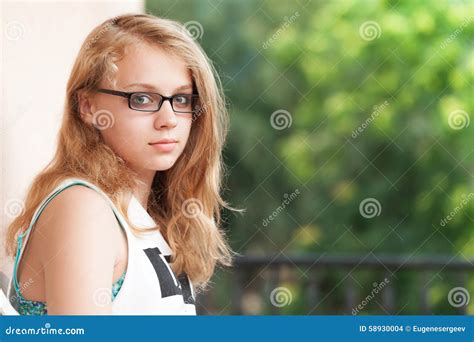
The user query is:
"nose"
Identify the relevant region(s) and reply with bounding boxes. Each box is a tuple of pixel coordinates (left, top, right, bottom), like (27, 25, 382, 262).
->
(154, 99, 178, 129)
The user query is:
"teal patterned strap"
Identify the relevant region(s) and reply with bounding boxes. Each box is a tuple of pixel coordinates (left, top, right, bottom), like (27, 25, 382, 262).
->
(12, 180, 127, 302)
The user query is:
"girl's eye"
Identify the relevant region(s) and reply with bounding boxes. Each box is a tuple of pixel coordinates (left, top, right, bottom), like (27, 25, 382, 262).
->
(173, 95, 190, 106)
(131, 94, 154, 106)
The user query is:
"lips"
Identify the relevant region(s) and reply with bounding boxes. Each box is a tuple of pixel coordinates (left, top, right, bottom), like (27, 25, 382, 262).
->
(149, 138, 178, 145)
(149, 139, 177, 153)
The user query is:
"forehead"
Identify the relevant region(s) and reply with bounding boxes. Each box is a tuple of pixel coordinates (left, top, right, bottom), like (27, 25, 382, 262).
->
(112, 43, 192, 93)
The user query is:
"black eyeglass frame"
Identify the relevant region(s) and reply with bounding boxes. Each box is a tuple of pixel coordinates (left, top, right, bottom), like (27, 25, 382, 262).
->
(96, 88, 200, 113)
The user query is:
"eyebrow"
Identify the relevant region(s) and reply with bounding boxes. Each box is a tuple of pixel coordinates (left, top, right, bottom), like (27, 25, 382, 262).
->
(123, 83, 193, 92)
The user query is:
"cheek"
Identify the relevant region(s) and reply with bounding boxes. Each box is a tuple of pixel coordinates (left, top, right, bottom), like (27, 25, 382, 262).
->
(176, 118, 192, 150)
(99, 117, 148, 161)
(178, 117, 193, 143)
(93, 99, 141, 153)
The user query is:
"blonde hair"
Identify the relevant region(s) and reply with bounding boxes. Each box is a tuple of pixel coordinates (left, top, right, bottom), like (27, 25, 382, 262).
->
(6, 13, 240, 293)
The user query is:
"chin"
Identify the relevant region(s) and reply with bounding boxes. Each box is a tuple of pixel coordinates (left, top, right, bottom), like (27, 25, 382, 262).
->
(153, 156, 178, 171)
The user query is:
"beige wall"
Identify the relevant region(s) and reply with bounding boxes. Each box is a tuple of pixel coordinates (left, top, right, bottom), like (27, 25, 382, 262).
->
(1, 0, 144, 292)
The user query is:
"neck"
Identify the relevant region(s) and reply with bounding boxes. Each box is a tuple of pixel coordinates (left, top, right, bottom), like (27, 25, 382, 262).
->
(131, 169, 156, 210)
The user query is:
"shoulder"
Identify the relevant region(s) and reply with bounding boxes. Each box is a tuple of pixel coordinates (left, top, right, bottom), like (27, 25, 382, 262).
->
(35, 184, 122, 264)
(34, 184, 123, 314)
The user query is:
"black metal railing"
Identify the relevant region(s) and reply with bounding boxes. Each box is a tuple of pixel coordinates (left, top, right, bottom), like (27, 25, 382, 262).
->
(196, 254, 474, 315)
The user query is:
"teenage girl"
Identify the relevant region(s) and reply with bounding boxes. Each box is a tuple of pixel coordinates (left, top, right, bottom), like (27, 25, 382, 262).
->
(5, 13, 237, 315)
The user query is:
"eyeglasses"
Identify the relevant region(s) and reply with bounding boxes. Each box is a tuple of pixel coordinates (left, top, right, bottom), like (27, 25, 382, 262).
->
(96, 88, 200, 113)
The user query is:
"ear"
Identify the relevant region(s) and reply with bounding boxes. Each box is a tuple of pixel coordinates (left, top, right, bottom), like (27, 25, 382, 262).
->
(77, 90, 96, 126)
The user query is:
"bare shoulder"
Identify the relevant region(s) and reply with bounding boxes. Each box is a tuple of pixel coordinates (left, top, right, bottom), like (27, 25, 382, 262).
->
(35, 184, 120, 247)
(34, 184, 121, 314)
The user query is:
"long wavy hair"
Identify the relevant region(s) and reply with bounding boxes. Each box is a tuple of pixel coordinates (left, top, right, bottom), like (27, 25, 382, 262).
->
(6, 13, 239, 293)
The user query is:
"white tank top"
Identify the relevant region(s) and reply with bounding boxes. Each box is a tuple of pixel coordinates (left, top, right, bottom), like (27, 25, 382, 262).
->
(5, 178, 197, 315)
